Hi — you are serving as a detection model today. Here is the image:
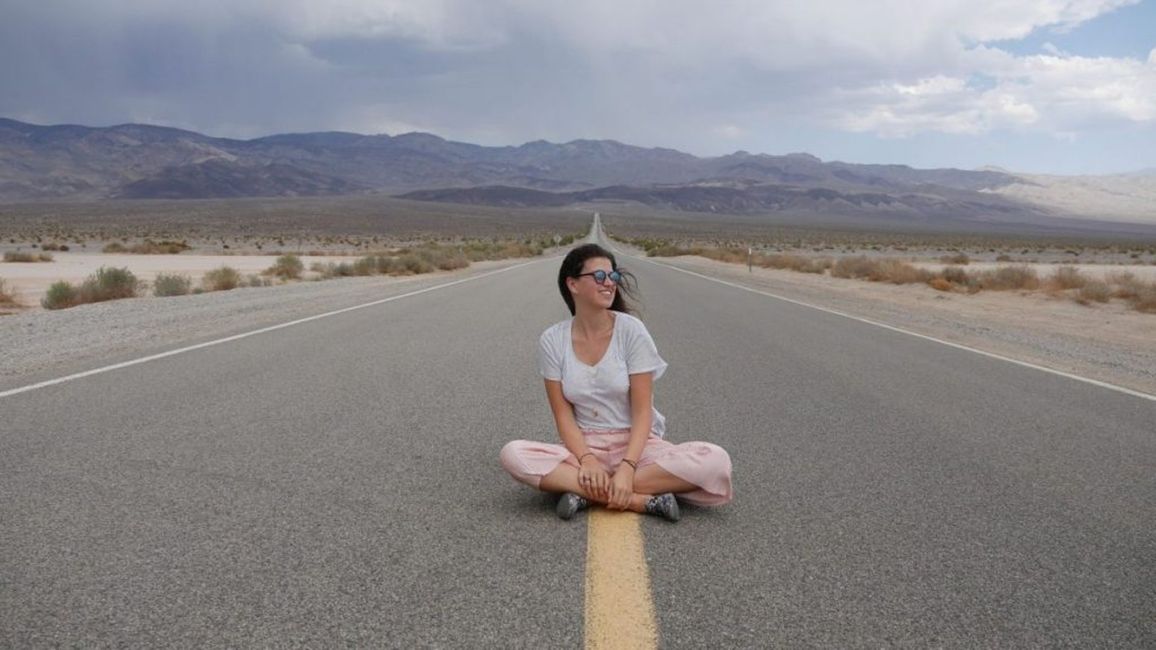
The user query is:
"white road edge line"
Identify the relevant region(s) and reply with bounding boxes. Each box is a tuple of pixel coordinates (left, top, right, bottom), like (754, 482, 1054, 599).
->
(1, 258, 551, 400)
(613, 246, 1156, 404)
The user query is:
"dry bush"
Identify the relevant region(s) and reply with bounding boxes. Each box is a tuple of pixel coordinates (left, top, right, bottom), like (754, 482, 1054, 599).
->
(459, 239, 542, 262)
(647, 244, 695, 257)
(1048, 266, 1087, 290)
(830, 255, 878, 279)
(928, 277, 954, 292)
(975, 265, 1040, 291)
(874, 259, 933, 284)
(1076, 280, 1111, 304)
(103, 239, 190, 254)
(42, 281, 78, 309)
(940, 253, 970, 265)
(352, 257, 379, 276)
(41, 267, 140, 309)
(264, 254, 304, 279)
(312, 261, 355, 278)
(831, 256, 931, 284)
(153, 273, 192, 297)
(1106, 271, 1142, 299)
(756, 253, 831, 274)
(1130, 284, 1156, 313)
(397, 254, 435, 274)
(76, 267, 140, 303)
(0, 277, 21, 309)
(4, 251, 53, 262)
(203, 266, 242, 291)
(939, 266, 971, 285)
(40, 242, 70, 251)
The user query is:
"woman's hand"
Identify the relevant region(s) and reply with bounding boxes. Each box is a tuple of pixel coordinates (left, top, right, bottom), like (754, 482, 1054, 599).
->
(578, 456, 610, 499)
(607, 466, 635, 510)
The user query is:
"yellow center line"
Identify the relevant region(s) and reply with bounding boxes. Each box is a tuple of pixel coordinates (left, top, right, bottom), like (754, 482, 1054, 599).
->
(584, 509, 658, 649)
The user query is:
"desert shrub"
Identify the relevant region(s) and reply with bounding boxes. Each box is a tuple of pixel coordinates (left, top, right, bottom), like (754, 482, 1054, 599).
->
(203, 266, 242, 291)
(132, 240, 190, 254)
(374, 256, 402, 274)
(873, 259, 932, 284)
(0, 277, 20, 308)
(427, 248, 469, 270)
(246, 274, 270, 287)
(1075, 280, 1111, 304)
(397, 254, 435, 274)
(647, 244, 695, 257)
(265, 254, 304, 279)
(766, 255, 833, 274)
(153, 273, 192, 297)
(456, 239, 540, 262)
(42, 281, 78, 309)
(1107, 272, 1141, 299)
(830, 256, 929, 283)
(40, 242, 69, 251)
(995, 254, 1013, 262)
(1048, 266, 1087, 290)
(940, 266, 971, 285)
(928, 277, 954, 292)
(76, 266, 140, 303)
(4, 251, 52, 262)
(975, 265, 1039, 291)
(349, 257, 376, 276)
(940, 253, 970, 265)
(1129, 283, 1156, 313)
(103, 239, 190, 254)
(830, 255, 877, 279)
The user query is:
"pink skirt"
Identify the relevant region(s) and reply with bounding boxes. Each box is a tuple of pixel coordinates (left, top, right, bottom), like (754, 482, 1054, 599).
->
(500, 428, 733, 507)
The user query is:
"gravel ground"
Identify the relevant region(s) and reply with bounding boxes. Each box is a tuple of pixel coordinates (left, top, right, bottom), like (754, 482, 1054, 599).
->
(0, 256, 548, 386)
(613, 244, 1156, 397)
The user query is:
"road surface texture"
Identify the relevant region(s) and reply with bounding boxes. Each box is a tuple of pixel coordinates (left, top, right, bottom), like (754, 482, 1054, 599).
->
(2, 219, 1153, 647)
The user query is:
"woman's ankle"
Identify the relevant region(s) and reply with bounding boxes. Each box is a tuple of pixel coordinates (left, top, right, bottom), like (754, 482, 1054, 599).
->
(628, 493, 652, 513)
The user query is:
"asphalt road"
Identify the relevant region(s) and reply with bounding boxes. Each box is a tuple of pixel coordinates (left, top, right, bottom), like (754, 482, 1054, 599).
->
(2, 221, 1154, 647)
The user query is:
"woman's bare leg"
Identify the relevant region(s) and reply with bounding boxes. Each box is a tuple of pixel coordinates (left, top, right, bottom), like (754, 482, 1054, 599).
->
(539, 463, 651, 513)
(632, 464, 699, 495)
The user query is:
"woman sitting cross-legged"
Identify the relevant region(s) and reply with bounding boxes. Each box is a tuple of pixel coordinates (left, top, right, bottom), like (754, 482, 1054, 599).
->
(500, 243, 734, 521)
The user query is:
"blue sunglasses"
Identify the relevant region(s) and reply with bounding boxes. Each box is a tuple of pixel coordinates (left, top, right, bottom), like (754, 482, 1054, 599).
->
(576, 269, 622, 285)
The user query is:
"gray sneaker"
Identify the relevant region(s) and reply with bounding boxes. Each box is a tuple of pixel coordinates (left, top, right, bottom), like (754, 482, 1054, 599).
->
(644, 493, 681, 522)
(556, 492, 590, 520)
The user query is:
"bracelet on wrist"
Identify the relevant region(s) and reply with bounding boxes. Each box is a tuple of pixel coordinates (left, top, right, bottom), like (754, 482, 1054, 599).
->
(621, 459, 638, 471)
(578, 452, 595, 463)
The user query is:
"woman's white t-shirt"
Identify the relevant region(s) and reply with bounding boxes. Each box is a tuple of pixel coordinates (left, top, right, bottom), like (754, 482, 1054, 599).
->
(537, 311, 668, 437)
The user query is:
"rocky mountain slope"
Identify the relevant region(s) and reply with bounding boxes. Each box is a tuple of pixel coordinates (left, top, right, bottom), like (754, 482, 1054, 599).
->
(1, 117, 1152, 232)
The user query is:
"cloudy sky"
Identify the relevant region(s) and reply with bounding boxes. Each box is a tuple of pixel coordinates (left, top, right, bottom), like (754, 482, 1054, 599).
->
(2, 0, 1154, 174)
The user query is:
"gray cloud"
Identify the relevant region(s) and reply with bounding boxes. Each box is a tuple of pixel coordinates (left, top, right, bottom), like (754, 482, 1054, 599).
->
(1, 0, 1153, 173)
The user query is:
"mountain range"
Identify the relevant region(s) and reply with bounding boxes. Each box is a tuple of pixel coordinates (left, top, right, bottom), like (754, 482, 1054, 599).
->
(1, 117, 1153, 233)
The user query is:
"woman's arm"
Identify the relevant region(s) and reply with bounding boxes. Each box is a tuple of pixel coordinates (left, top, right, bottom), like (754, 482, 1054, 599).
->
(545, 378, 611, 498)
(623, 371, 654, 464)
(605, 371, 654, 509)
(544, 379, 590, 457)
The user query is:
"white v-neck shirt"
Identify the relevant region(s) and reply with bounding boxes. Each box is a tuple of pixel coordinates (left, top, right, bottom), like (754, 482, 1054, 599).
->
(537, 311, 668, 437)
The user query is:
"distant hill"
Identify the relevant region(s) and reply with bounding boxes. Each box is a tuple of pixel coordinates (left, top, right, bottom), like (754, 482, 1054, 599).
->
(0, 117, 1018, 200)
(1, 117, 1152, 230)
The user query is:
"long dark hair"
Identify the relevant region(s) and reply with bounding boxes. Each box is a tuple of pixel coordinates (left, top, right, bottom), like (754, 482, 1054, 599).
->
(557, 243, 639, 316)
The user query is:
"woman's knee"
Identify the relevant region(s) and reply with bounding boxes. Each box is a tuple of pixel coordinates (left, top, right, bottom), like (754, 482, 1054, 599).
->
(702, 442, 733, 478)
(499, 440, 530, 476)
